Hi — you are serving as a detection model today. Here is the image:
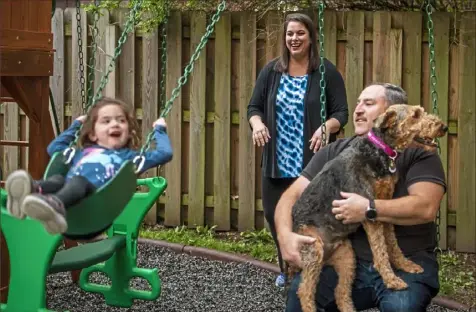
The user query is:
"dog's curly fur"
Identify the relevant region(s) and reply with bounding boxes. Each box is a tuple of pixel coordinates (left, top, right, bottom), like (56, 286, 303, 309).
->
(412, 112, 448, 152)
(288, 105, 448, 312)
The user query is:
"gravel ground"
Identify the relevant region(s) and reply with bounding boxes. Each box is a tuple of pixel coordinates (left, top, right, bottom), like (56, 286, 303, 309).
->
(46, 243, 464, 312)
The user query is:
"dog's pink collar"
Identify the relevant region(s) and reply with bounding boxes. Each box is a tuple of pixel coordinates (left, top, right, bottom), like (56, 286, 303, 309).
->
(367, 130, 398, 172)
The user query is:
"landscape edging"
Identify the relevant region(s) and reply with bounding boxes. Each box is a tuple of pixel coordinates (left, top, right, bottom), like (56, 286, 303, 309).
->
(139, 238, 472, 311)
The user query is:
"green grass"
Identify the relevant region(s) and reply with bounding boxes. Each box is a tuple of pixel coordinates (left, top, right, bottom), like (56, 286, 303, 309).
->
(438, 250, 475, 298)
(139, 225, 278, 264)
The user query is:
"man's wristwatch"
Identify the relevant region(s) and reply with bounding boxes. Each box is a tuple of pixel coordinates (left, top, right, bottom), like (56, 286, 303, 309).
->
(365, 199, 377, 221)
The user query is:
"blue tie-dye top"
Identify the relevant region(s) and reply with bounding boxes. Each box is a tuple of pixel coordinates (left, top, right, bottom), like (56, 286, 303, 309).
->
(275, 73, 308, 178)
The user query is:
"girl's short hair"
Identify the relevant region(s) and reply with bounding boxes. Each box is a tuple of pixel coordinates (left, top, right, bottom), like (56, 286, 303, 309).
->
(78, 97, 140, 149)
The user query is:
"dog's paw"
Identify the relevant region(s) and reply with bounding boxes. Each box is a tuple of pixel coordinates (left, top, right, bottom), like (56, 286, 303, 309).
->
(386, 277, 408, 290)
(337, 304, 356, 312)
(401, 261, 424, 274)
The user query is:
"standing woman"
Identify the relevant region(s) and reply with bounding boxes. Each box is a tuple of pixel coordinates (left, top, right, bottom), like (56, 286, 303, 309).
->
(247, 13, 348, 288)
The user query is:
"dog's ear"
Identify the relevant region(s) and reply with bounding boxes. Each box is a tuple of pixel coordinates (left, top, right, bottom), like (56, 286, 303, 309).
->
(374, 110, 397, 129)
(412, 107, 424, 119)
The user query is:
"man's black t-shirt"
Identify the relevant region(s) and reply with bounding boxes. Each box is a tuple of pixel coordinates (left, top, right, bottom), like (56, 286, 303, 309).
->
(301, 136, 447, 262)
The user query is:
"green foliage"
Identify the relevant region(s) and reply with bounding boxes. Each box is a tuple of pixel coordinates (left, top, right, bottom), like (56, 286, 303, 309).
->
(195, 224, 218, 237)
(240, 228, 274, 244)
(140, 225, 278, 263)
(438, 250, 475, 296)
(83, 0, 171, 34)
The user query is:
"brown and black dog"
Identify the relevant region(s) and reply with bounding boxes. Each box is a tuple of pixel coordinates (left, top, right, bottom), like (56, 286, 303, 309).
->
(289, 105, 447, 312)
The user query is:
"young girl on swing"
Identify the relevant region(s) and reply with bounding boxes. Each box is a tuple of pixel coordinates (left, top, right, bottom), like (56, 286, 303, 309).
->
(5, 97, 173, 235)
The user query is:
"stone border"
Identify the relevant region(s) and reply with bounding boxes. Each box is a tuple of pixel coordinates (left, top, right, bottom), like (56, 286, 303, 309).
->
(139, 238, 473, 311)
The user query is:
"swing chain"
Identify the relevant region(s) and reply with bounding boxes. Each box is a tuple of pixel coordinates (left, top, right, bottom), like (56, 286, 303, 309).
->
(159, 2, 169, 111)
(89, 0, 144, 109)
(75, 0, 87, 111)
(426, 2, 439, 121)
(318, 1, 327, 147)
(136, 24, 154, 174)
(63, 146, 77, 165)
(138, 0, 227, 158)
(69, 0, 144, 149)
(133, 155, 146, 174)
(86, 0, 101, 105)
(426, 0, 442, 257)
(145, 31, 153, 116)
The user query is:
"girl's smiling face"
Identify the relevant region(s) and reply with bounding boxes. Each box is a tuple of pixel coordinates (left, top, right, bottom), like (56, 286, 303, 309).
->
(88, 104, 130, 149)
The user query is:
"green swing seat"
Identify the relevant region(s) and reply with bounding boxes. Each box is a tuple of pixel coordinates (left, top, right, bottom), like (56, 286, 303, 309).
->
(0, 176, 167, 312)
(43, 151, 137, 238)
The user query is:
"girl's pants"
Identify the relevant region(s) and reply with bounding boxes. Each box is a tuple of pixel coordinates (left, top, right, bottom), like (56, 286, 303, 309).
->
(38, 174, 96, 208)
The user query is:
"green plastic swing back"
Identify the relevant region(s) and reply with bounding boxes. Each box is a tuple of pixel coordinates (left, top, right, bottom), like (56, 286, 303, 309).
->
(43, 151, 137, 237)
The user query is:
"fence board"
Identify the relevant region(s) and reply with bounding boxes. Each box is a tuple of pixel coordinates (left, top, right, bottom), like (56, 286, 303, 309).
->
(70, 7, 87, 119)
(4, 105, 19, 176)
(164, 12, 182, 226)
(389, 29, 402, 86)
(50, 8, 64, 133)
(93, 9, 110, 98)
(104, 25, 118, 98)
(142, 30, 159, 224)
(372, 12, 391, 82)
(188, 12, 207, 227)
(432, 12, 450, 250)
(456, 13, 476, 253)
(265, 11, 282, 62)
(449, 44, 459, 121)
(238, 12, 256, 231)
(114, 8, 135, 109)
(214, 13, 231, 231)
(344, 12, 364, 136)
(400, 12, 422, 106)
(324, 11, 337, 65)
(448, 42, 459, 230)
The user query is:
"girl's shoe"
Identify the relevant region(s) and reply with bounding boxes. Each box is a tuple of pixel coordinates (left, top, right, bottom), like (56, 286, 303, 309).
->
(21, 193, 67, 234)
(5, 170, 34, 219)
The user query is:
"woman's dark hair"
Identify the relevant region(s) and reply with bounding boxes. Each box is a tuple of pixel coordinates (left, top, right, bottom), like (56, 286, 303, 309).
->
(78, 97, 140, 149)
(275, 13, 320, 73)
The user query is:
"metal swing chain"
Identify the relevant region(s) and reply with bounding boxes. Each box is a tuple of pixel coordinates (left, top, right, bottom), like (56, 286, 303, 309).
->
(86, 0, 101, 105)
(427, 2, 440, 134)
(75, 0, 87, 111)
(137, 0, 227, 160)
(160, 0, 170, 111)
(318, 1, 328, 147)
(426, 0, 442, 256)
(160, 1, 170, 112)
(89, 0, 144, 110)
(64, 0, 144, 165)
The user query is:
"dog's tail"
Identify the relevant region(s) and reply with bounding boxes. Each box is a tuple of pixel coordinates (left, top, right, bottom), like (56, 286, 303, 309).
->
(297, 226, 325, 312)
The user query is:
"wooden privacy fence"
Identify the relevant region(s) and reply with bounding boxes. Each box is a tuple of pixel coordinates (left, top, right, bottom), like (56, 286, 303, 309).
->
(0, 8, 474, 252)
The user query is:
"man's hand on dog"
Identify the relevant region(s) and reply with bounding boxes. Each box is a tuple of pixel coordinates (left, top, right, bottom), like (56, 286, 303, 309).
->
(279, 232, 316, 268)
(332, 191, 369, 224)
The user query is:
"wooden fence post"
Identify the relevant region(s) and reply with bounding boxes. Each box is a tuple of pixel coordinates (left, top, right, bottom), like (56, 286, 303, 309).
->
(214, 12, 232, 231)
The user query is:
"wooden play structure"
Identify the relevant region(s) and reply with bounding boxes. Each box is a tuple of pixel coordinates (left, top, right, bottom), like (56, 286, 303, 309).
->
(0, 0, 60, 302)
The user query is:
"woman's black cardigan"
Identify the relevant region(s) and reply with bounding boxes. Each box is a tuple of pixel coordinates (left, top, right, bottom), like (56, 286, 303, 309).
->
(247, 57, 349, 178)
